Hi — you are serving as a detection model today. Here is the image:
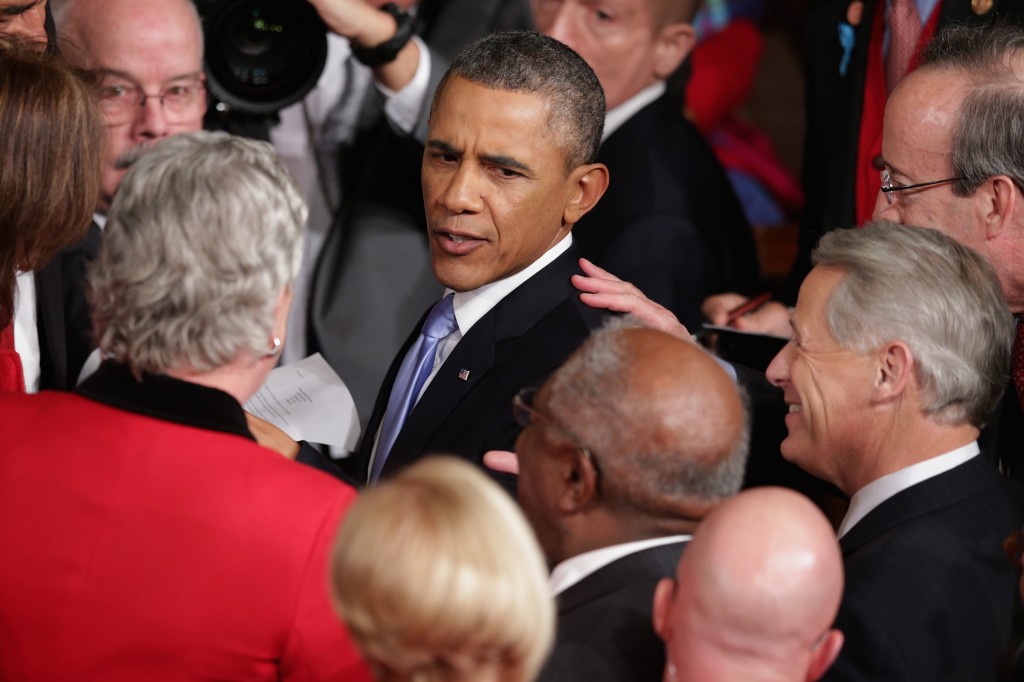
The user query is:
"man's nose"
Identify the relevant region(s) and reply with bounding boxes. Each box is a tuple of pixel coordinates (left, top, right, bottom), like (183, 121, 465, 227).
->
(133, 95, 171, 139)
(543, 5, 578, 51)
(438, 166, 484, 214)
(765, 343, 793, 388)
(872, 191, 901, 223)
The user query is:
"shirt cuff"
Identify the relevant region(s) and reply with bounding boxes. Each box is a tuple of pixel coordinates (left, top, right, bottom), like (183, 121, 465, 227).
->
(377, 36, 431, 135)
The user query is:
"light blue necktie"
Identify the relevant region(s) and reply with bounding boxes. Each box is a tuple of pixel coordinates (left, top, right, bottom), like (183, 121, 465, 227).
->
(370, 295, 458, 482)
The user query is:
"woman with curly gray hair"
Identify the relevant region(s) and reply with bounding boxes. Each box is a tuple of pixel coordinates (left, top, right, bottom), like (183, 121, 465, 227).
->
(0, 131, 373, 680)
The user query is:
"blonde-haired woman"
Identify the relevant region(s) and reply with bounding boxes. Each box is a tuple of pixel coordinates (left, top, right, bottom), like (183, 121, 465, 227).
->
(332, 456, 554, 682)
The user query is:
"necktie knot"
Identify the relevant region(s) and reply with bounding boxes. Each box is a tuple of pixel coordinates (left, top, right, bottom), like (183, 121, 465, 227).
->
(422, 294, 458, 340)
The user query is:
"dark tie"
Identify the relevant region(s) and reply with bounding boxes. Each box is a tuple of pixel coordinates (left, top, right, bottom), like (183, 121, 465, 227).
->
(370, 295, 458, 482)
(0, 321, 25, 393)
(886, 0, 922, 94)
(1013, 318, 1024, 411)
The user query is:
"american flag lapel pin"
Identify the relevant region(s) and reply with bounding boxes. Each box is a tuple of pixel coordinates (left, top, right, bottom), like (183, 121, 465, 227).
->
(458, 368, 470, 381)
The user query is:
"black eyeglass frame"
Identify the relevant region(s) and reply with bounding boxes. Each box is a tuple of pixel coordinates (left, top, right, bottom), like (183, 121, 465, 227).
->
(512, 386, 602, 484)
(879, 169, 963, 205)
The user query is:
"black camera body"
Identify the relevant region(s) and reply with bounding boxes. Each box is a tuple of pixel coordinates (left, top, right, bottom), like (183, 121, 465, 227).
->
(196, 0, 328, 116)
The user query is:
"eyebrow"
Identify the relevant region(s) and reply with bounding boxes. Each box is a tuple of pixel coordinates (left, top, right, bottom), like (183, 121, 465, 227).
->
(94, 68, 203, 85)
(426, 139, 534, 175)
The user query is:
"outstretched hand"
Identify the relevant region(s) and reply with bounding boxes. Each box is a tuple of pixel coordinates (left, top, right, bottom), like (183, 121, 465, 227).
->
(571, 258, 690, 340)
(483, 450, 519, 475)
(245, 412, 300, 460)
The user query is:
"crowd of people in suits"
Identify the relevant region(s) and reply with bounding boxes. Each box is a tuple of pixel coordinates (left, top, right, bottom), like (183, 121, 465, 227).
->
(1, 0, 1024, 680)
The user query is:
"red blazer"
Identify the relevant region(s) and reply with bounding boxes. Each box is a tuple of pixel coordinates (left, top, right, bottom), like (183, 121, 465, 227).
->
(0, 364, 371, 681)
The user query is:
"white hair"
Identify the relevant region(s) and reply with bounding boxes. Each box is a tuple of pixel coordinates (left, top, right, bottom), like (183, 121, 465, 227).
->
(90, 131, 307, 374)
(813, 221, 1013, 427)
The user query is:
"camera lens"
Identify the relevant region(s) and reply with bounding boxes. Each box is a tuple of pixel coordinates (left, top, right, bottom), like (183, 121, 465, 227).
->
(203, 0, 327, 114)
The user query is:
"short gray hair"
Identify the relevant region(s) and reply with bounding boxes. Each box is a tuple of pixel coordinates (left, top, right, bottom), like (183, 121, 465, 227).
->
(90, 131, 306, 375)
(813, 221, 1012, 427)
(545, 319, 749, 515)
(431, 30, 605, 172)
(920, 21, 1024, 196)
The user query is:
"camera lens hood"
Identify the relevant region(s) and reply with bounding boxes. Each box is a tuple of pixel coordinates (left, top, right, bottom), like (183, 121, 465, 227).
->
(202, 0, 328, 115)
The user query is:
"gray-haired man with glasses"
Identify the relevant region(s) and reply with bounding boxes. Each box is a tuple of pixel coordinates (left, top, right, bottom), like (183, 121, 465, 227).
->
(513, 321, 749, 682)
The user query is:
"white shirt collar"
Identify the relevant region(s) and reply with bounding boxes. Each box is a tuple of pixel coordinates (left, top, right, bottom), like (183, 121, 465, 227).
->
(448, 233, 573, 336)
(548, 534, 692, 596)
(13, 270, 40, 393)
(603, 81, 667, 141)
(837, 441, 980, 538)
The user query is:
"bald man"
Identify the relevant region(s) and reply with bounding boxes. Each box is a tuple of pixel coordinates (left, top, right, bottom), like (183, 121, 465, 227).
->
(653, 487, 844, 682)
(515, 322, 750, 682)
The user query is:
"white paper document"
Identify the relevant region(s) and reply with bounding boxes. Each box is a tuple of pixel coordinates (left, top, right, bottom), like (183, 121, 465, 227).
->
(244, 353, 360, 452)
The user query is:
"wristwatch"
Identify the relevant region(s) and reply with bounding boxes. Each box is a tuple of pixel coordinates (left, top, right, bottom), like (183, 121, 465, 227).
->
(351, 3, 415, 67)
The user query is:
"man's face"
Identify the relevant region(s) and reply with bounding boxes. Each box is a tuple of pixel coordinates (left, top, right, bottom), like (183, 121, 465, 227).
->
(874, 68, 1024, 312)
(532, 0, 666, 109)
(70, 0, 206, 213)
(0, 0, 47, 50)
(513, 384, 567, 565)
(423, 77, 577, 292)
(873, 69, 984, 251)
(765, 267, 877, 493)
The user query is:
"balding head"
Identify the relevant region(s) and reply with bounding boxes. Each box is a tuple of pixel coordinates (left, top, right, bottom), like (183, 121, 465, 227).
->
(515, 321, 749, 564)
(53, 0, 206, 213)
(653, 488, 844, 682)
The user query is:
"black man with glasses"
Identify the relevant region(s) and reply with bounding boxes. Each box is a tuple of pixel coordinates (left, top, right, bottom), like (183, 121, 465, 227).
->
(513, 323, 749, 682)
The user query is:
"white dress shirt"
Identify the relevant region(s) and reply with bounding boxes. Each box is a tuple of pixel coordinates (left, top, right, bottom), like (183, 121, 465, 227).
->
(13, 270, 40, 393)
(548, 535, 692, 596)
(837, 441, 981, 538)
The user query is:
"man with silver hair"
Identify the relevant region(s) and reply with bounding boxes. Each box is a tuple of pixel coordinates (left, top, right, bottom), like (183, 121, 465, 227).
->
(515, 322, 750, 682)
(700, 22, 1024, 475)
(0, 131, 371, 679)
(765, 221, 1021, 681)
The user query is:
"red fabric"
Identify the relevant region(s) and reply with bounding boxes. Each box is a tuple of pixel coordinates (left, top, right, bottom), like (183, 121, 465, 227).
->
(1013, 319, 1024, 410)
(0, 391, 372, 682)
(685, 20, 763, 133)
(887, 0, 923, 92)
(711, 118, 805, 214)
(0, 321, 25, 393)
(855, 0, 941, 225)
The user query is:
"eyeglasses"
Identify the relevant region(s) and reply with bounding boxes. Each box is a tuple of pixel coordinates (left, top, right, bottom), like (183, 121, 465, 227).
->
(97, 78, 205, 125)
(880, 169, 962, 205)
(513, 387, 602, 481)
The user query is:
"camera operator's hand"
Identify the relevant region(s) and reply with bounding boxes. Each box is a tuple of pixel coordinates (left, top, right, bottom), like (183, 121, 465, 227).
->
(306, 0, 421, 91)
(306, 0, 394, 48)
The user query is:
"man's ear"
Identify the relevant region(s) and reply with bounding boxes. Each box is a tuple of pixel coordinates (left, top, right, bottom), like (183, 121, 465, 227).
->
(874, 341, 913, 403)
(806, 629, 844, 681)
(651, 577, 676, 641)
(563, 163, 610, 226)
(653, 22, 696, 80)
(980, 174, 1019, 240)
(555, 441, 600, 513)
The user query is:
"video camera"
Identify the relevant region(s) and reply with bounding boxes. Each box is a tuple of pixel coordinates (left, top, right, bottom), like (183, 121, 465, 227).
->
(196, 0, 328, 129)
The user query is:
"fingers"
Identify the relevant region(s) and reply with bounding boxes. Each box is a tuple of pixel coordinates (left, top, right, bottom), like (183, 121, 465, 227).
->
(483, 450, 520, 475)
(701, 292, 750, 325)
(731, 301, 792, 337)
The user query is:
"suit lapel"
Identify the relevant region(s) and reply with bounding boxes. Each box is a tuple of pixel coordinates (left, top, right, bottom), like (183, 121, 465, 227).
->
(34, 260, 67, 390)
(379, 246, 585, 476)
(839, 455, 1002, 555)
